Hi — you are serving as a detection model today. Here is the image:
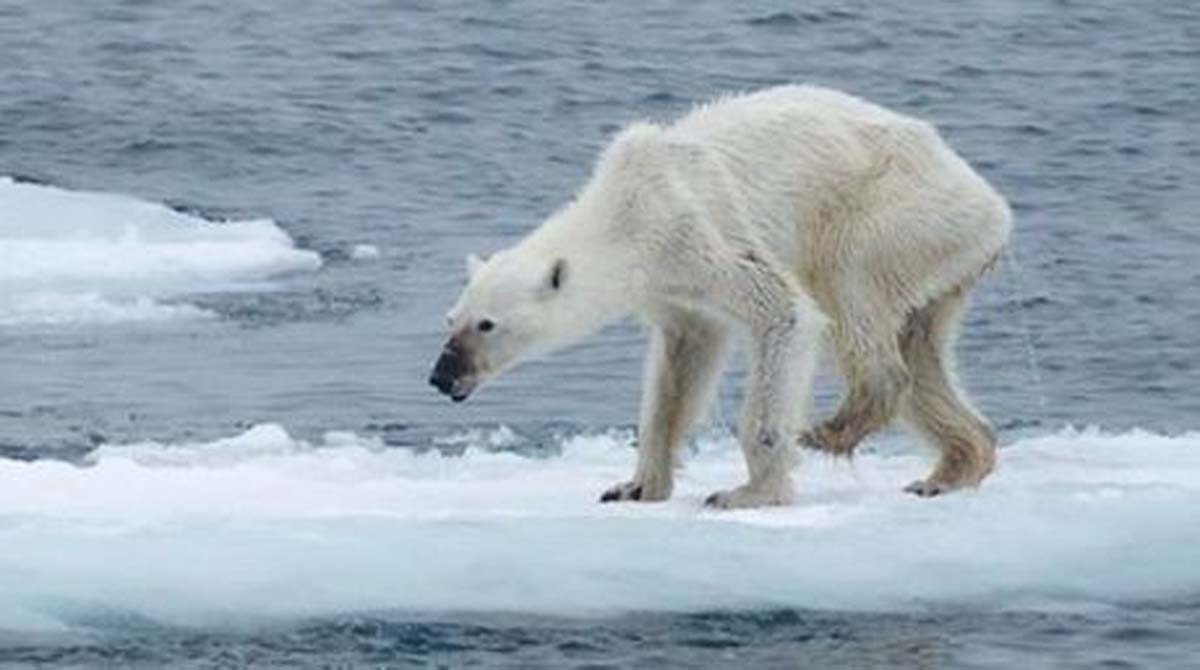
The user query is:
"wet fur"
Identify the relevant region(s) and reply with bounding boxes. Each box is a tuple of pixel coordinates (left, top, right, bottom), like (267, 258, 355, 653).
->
(600, 88, 1010, 506)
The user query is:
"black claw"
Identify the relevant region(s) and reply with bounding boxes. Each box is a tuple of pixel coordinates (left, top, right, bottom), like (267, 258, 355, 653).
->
(600, 484, 642, 503)
(904, 481, 944, 498)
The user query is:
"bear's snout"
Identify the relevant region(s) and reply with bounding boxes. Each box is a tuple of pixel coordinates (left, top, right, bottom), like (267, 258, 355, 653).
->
(429, 341, 473, 402)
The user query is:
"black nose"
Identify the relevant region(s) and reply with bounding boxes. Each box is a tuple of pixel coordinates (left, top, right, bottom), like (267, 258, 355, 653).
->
(429, 347, 464, 396)
(428, 371, 454, 394)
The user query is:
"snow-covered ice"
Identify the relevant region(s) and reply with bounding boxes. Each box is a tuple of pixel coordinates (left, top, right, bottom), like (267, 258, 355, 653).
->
(1, 424, 1197, 632)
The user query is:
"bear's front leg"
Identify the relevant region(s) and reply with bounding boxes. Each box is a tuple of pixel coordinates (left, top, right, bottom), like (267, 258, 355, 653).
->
(703, 429, 797, 508)
(704, 304, 822, 509)
(600, 314, 728, 503)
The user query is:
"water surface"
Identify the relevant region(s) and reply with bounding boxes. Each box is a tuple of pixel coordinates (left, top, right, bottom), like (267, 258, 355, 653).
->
(1, 0, 1198, 667)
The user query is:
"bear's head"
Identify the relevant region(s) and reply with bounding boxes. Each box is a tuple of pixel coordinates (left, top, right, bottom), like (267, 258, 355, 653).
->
(429, 249, 586, 402)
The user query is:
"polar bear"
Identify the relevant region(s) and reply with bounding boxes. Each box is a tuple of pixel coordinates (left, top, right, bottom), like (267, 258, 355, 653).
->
(429, 85, 1010, 508)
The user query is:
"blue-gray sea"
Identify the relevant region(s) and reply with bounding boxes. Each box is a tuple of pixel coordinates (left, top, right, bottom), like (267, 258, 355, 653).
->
(2, 1, 1199, 668)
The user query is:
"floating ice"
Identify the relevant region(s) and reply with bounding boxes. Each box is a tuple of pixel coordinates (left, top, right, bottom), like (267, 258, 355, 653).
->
(350, 243, 381, 260)
(0, 177, 321, 326)
(0, 291, 214, 326)
(0, 425, 1198, 632)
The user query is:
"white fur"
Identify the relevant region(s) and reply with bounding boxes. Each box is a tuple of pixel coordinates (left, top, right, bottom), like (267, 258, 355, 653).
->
(446, 85, 1011, 507)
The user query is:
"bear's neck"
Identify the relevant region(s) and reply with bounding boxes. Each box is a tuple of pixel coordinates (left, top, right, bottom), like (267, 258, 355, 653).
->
(519, 200, 641, 333)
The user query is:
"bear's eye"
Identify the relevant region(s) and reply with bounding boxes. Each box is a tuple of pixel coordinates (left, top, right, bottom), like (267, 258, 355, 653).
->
(478, 319, 496, 333)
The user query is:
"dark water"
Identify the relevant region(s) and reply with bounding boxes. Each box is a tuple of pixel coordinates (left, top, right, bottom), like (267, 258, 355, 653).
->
(5, 607, 1199, 670)
(2, 0, 1199, 667)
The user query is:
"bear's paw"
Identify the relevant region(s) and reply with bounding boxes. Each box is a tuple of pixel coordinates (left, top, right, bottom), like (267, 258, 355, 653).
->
(703, 482, 795, 509)
(599, 479, 670, 503)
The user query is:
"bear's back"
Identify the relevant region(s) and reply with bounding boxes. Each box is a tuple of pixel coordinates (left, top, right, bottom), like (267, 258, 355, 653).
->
(665, 85, 915, 147)
(657, 85, 958, 199)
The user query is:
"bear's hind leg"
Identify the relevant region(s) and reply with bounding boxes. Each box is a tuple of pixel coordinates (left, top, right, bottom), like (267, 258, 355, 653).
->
(601, 312, 728, 503)
(801, 325, 911, 457)
(898, 287, 996, 497)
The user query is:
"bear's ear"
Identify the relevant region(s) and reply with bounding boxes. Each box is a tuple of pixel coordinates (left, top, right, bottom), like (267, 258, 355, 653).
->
(466, 253, 486, 278)
(547, 258, 567, 292)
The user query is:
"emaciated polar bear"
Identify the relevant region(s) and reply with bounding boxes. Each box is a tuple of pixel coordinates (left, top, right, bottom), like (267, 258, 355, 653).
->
(429, 86, 1010, 508)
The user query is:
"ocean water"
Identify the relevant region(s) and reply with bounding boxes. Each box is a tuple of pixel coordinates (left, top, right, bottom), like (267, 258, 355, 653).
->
(1, 0, 1198, 668)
